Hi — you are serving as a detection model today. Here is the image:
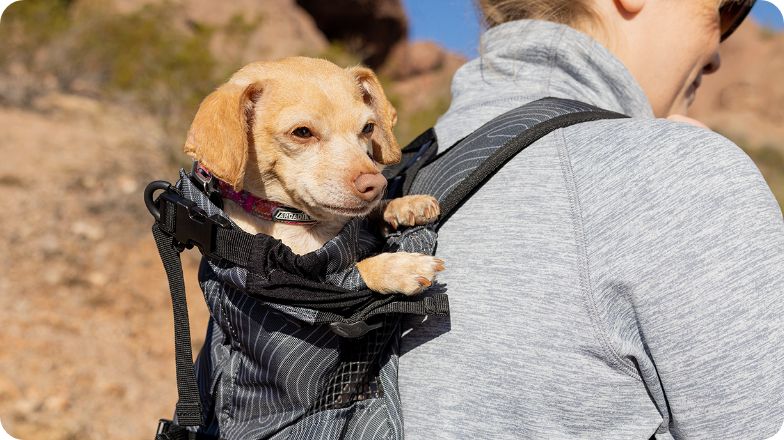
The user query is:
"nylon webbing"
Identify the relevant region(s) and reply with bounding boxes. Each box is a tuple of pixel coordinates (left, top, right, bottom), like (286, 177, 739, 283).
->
(152, 225, 204, 427)
(311, 291, 449, 325)
(213, 226, 254, 266)
(437, 109, 628, 227)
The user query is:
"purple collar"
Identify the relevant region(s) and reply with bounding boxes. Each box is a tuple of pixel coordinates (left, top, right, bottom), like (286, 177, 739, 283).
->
(193, 162, 317, 226)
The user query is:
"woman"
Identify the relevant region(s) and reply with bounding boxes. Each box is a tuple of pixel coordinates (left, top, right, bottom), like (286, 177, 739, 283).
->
(399, 0, 783, 438)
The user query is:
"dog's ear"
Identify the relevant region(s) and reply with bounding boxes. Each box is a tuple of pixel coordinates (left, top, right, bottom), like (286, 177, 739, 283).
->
(184, 81, 263, 190)
(348, 66, 401, 165)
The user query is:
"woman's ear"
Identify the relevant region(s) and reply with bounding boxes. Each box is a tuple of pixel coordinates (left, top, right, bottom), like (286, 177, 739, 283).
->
(617, 0, 645, 15)
(348, 66, 401, 165)
(184, 81, 263, 190)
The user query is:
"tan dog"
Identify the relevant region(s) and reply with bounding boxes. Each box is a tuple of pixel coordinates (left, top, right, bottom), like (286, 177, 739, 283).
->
(184, 57, 443, 295)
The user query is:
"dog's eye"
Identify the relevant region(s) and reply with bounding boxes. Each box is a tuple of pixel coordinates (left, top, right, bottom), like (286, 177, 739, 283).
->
(292, 127, 313, 138)
(361, 123, 375, 135)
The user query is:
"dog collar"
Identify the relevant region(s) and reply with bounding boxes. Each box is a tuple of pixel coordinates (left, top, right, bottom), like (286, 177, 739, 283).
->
(192, 162, 317, 226)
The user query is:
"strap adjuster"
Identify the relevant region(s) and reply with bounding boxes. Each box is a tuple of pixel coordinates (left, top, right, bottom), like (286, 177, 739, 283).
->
(329, 319, 384, 338)
(156, 419, 174, 436)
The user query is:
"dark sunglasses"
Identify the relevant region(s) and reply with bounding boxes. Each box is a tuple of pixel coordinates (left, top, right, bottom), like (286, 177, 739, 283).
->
(720, 0, 757, 41)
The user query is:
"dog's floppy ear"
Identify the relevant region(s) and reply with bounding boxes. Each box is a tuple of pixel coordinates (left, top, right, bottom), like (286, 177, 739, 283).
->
(184, 81, 262, 190)
(349, 66, 401, 165)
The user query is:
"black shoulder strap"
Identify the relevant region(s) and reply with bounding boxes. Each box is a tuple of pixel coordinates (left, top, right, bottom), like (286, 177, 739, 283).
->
(383, 128, 438, 199)
(437, 102, 628, 226)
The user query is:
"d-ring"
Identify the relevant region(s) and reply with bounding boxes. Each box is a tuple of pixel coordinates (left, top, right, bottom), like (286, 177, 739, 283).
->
(144, 180, 173, 222)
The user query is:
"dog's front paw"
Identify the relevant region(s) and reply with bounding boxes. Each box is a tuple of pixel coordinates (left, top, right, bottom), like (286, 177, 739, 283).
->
(356, 252, 445, 295)
(383, 195, 440, 230)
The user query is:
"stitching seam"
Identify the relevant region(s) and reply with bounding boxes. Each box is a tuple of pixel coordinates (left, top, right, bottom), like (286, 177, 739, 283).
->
(557, 128, 642, 382)
(545, 26, 566, 95)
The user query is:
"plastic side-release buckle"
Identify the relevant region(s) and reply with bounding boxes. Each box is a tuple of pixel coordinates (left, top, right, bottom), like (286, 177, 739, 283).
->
(155, 419, 201, 440)
(145, 181, 231, 258)
(155, 419, 186, 440)
(156, 419, 173, 436)
(329, 319, 384, 338)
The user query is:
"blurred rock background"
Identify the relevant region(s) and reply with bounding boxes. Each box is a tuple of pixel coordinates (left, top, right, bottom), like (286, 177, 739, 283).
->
(0, 1, 780, 438)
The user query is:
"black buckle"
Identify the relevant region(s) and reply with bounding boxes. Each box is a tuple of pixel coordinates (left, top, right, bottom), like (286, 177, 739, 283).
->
(156, 419, 217, 440)
(329, 319, 383, 338)
(155, 419, 195, 440)
(145, 181, 231, 257)
(156, 419, 173, 436)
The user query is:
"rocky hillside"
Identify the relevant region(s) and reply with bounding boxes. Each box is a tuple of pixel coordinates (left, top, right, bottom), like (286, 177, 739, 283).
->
(691, 21, 784, 148)
(690, 20, 784, 206)
(0, 1, 781, 439)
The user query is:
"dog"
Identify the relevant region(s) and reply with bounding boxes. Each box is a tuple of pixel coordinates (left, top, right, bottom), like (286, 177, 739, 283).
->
(184, 57, 443, 295)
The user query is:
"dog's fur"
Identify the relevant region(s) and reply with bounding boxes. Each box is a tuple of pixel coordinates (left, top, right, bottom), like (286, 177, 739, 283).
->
(184, 57, 443, 295)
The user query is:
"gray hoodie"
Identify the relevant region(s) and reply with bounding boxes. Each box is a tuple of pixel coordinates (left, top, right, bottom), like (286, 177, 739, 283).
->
(398, 20, 784, 439)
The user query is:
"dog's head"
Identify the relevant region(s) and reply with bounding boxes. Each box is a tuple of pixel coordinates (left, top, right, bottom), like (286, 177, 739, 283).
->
(184, 57, 400, 220)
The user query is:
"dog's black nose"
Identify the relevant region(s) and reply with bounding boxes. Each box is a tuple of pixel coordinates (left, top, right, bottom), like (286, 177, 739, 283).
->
(353, 172, 386, 202)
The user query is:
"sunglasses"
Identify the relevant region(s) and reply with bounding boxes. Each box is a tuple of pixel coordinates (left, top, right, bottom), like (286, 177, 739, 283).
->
(720, 0, 757, 41)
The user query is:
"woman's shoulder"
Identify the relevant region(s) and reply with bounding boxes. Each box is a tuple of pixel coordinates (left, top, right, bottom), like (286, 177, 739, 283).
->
(561, 116, 782, 263)
(562, 117, 777, 213)
(565, 117, 753, 172)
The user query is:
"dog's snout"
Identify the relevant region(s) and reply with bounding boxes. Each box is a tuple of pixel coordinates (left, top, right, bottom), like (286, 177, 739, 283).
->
(353, 173, 386, 202)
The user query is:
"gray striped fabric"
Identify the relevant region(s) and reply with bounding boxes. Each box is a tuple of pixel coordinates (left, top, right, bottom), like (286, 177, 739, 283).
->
(177, 172, 405, 439)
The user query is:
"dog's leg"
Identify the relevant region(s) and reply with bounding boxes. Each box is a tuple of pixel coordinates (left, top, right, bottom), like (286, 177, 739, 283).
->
(356, 252, 445, 295)
(381, 195, 440, 230)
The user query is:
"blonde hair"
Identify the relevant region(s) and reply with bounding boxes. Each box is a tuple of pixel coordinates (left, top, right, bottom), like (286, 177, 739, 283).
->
(476, 0, 754, 30)
(475, 0, 596, 29)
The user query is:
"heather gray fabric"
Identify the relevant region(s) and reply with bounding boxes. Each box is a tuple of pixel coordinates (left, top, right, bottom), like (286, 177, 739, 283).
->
(399, 19, 784, 439)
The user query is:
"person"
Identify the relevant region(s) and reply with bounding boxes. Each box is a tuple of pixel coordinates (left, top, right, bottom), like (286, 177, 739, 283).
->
(398, 0, 784, 438)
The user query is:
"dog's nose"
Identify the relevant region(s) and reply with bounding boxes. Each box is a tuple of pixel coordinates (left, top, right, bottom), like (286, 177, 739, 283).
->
(353, 172, 387, 202)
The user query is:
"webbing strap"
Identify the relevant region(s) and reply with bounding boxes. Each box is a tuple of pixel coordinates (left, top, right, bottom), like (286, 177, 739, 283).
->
(152, 225, 204, 427)
(213, 226, 254, 266)
(311, 289, 449, 325)
(437, 109, 628, 227)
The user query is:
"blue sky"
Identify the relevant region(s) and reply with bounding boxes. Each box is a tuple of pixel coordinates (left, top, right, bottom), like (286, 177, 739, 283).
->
(402, 0, 784, 58)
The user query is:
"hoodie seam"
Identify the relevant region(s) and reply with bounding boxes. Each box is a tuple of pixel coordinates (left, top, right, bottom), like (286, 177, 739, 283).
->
(557, 128, 642, 382)
(545, 26, 567, 96)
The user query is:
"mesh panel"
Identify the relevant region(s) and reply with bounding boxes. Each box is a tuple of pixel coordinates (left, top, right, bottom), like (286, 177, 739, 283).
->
(309, 315, 398, 414)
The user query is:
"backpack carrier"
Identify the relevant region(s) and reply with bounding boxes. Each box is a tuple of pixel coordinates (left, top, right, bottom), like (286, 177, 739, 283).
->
(146, 98, 627, 440)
